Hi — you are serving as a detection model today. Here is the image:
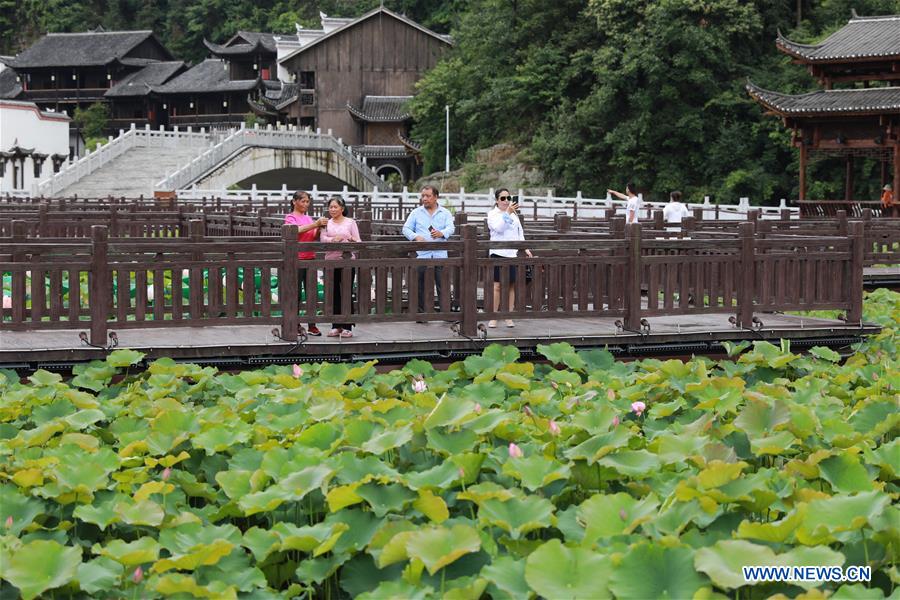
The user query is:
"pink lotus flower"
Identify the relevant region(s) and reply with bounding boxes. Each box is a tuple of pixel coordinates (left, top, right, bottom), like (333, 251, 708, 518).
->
(508, 443, 524, 458)
(4, 516, 12, 529)
(523, 405, 532, 417)
(458, 467, 466, 479)
(412, 379, 427, 393)
(612, 415, 620, 427)
(607, 389, 616, 401)
(1, 296, 10, 309)
(292, 364, 303, 378)
(619, 509, 627, 520)
(631, 401, 646, 416)
(161, 467, 171, 481)
(473, 403, 482, 414)
(548, 420, 561, 436)
(132, 566, 143, 584)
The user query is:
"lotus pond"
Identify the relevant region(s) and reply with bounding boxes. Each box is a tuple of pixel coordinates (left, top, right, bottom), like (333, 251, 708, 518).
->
(0, 290, 898, 599)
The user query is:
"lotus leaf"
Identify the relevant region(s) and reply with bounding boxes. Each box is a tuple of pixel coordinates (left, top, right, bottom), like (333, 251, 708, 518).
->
(524, 539, 611, 599)
(154, 573, 238, 599)
(478, 495, 554, 539)
(610, 543, 707, 599)
(798, 491, 891, 543)
(818, 453, 874, 493)
(361, 424, 413, 455)
(596, 449, 661, 478)
(502, 454, 571, 491)
(578, 492, 659, 542)
(425, 427, 479, 455)
(0, 485, 44, 535)
(538, 342, 587, 370)
(294, 553, 347, 584)
(0, 539, 82, 600)
(413, 489, 449, 523)
(424, 395, 476, 428)
(327, 482, 365, 512)
(116, 498, 165, 526)
(461, 381, 507, 406)
(106, 348, 146, 367)
(356, 482, 417, 517)
(481, 554, 530, 599)
(405, 523, 481, 575)
(340, 554, 405, 597)
(93, 536, 160, 566)
(75, 556, 123, 594)
(192, 422, 252, 455)
(694, 539, 778, 590)
(241, 527, 281, 562)
(152, 539, 235, 573)
(564, 427, 632, 463)
(356, 579, 434, 600)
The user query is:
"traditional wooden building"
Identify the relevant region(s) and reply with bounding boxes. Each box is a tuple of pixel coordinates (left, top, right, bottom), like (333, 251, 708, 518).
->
(267, 7, 452, 182)
(749, 12, 900, 200)
(204, 31, 278, 82)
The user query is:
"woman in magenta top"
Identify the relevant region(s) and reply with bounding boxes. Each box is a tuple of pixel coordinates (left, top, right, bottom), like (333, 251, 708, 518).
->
(319, 196, 361, 337)
(284, 191, 327, 336)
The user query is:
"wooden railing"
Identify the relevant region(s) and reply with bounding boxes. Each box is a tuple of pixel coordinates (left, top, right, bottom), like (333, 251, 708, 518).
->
(1, 222, 867, 346)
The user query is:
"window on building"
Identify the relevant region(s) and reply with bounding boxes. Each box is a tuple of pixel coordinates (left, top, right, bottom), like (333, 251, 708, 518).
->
(299, 71, 315, 89)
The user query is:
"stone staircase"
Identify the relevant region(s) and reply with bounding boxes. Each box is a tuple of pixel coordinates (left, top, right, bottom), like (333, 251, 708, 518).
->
(57, 144, 208, 198)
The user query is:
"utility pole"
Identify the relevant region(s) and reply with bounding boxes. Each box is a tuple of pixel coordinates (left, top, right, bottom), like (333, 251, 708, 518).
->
(445, 104, 450, 173)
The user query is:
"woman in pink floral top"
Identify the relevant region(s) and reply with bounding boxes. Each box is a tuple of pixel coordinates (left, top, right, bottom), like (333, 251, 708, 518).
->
(284, 190, 328, 336)
(320, 197, 361, 337)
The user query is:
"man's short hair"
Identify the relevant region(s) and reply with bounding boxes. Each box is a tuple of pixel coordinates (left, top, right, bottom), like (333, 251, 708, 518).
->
(670, 191, 682, 203)
(421, 185, 439, 198)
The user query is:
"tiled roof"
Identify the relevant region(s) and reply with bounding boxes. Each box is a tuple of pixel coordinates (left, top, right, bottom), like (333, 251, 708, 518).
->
(0, 68, 22, 98)
(348, 96, 412, 122)
(747, 81, 900, 116)
(153, 59, 258, 94)
(777, 14, 900, 61)
(204, 31, 278, 56)
(7, 31, 170, 68)
(261, 81, 299, 110)
(105, 61, 184, 97)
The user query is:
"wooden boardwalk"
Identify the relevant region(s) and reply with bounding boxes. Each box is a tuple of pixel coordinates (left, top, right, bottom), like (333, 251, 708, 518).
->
(1, 312, 878, 367)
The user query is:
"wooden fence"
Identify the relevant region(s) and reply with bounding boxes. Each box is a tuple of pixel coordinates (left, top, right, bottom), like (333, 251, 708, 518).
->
(2, 222, 866, 345)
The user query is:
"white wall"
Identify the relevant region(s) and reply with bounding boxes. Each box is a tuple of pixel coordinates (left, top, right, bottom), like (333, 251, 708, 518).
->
(0, 100, 70, 193)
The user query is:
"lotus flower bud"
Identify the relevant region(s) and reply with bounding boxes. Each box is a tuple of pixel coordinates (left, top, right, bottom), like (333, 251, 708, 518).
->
(607, 389, 616, 401)
(619, 509, 627, 520)
(292, 364, 303, 378)
(132, 566, 143, 584)
(548, 420, 561, 436)
(631, 401, 646, 416)
(612, 415, 620, 427)
(473, 403, 482, 414)
(4, 516, 12, 529)
(161, 467, 171, 481)
(523, 405, 532, 417)
(412, 379, 427, 393)
(508, 443, 524, 458)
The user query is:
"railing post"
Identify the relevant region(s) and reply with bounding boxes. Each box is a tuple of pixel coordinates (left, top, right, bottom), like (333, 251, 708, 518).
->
(89, 225, 110, 346)
(358, 210, 372, 241)
(737, 222, 755, 328)
(460, 224, 478, 337)
(837, 210, 848, 236)
(848, 221, 864, 324)
(38, 203, 48, 237)
(280, 224, 299, 341)
(189, 220, 204, 319)
(653, 209, 664, 230)
(624, 223, 642, 330)
(11, 221, 26, 323)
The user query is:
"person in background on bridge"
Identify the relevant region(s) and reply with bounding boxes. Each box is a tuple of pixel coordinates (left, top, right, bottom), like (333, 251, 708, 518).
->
(285, 190, 328, 336)
(402, 185, 455, 321)
(321, 196, 361, 338)
(881, 184, 895, 218)
(608, 183, 641, 224)
(662, 190, 690, 233)
(487, 188, 532, 328)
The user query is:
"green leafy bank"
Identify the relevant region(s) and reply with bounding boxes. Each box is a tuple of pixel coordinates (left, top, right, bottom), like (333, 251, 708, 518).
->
(0, 290, 897, 599)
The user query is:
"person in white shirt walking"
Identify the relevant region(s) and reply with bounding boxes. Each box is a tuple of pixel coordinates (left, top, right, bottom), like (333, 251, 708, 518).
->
(608, 183, 641, 224)
(486, 188, 532, 328)
(662, 190, 691, 232)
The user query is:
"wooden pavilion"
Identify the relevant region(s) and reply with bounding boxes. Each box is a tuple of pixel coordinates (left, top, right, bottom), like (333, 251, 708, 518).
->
(748, 12, 900, 200)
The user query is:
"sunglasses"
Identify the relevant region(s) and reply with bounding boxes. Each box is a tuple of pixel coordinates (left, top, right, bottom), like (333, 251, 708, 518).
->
(498, 196, 511, 201)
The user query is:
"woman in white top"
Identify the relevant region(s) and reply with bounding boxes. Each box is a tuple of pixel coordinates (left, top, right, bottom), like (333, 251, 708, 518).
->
(486, 188, 532, 328)
(608, 182, 641, 224)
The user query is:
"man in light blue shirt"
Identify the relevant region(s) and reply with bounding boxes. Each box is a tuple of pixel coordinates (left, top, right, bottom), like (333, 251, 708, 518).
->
(402, 186, 455, 316)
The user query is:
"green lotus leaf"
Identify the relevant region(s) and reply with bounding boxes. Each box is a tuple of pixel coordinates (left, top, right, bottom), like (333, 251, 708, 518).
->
(696, 461, 748, 489)
(809, 346, 841, 362)
(502, 454, 571, 491)
(158, 522, 243, 553)
(461, 381, 506, 407)
(564, 427, 632, 464)
(442, 575, 489, 600)
(272, 521, 349, 555)
(653, 433, 711, 463)
(154, 573, 237, 599)
(863, 438, 899, 477)
(93, 536, 160, 566)
(734, 398, 791, 436)
(11, 421, 65, 448)
(31, 398, 76, 425)
(818, 453, 874, 493)
(596, 449, 661, 478)
(115, 498, 164, 527)
(152, 540, 235, 573)
(339, 554, 405, 597)
(610, 543, 706, 599)
(1, 539, 82, 600)
(425, 427, 479, 455)
(413, 489, 449, 523)
(64, 408, 106, 430)
(652, 499, 721, 535)
(28, 369, 63, 386)
(0, 485, 45, 535)
(237, 486, 288, 516)
(331, 454, 400, 484)
(405, 524, 481, 575)
(76, 556, 123, 595)
(307, 396, 345, 422)
(481, 555, 530, 600)
(578, 492, 659, 542)
(192, 422, 252, 455)
(404, 461, 461, 490)
(831, 584, 889, 599)
(538, 342, 586, 370)
(323, 508, 385, 555)
(52, 447, 119, 495)
(547, 368, 582, 388)
(495, 371, 531, 390)
(451, 452, 486, 484)
(72, 492, 124, 530)
(569, 405, 619, 436)
(278, 463, 334, 495)
(361, 425, 413, 455)
(735, 506, 805, 543)
(327, 482, 364, 512)
(694, 540, 777, 590)
(741, 341, 797, 369)
(376, 529, 417, 567)
(850, 401, 899, 436)
(457, 481, 519, 505)
(749, 430, 798, 456)
(424, 395, 476, 428)
(295, 554, 347, 584)
(462, 344, 520, 377)
(798, 491, 891, 544)
(318, 362, 351, 386)
(242, 527, 281, 562)
(478, 495, 554, 539)
(778, 545, 846, 590)
(356, 579, 434, 600)
(215, 469, 254, 500)
(194, 550, 267, 593)
(106, 349, 146, 367)
(524, 539, 611, 600)
(356, 482, 417, 517)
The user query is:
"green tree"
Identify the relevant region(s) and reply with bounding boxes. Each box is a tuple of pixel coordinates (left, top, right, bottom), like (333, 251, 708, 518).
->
(73, 102, 109, 148)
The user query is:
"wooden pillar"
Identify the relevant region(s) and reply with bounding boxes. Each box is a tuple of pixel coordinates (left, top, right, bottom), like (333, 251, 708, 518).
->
(280, 224, 298, 342)
(737, 222, 755, 328)
(623, 224, 642, 331)
(847, 221, 864, 324)
(89, 225, 110, 346)
(894, 143, 900, 210)
(459, 224, 478, 336)
(799, 143, 807, 201)
(844, 155, 854, 201)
